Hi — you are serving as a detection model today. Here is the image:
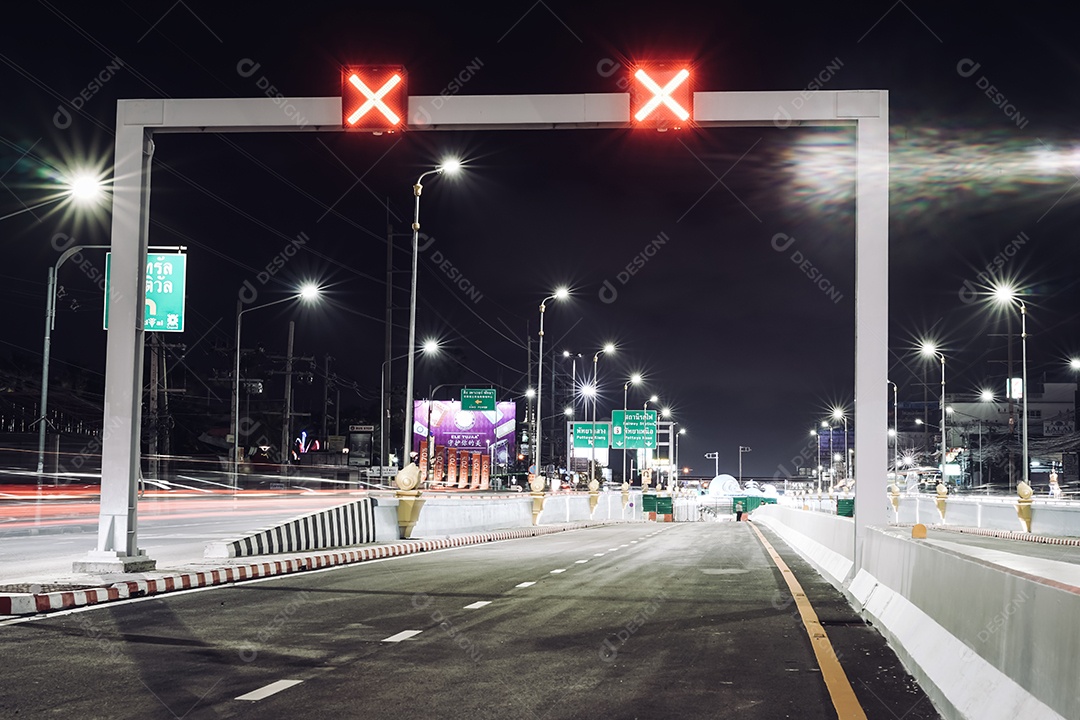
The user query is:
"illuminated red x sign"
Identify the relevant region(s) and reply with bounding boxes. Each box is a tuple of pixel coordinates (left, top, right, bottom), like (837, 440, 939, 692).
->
(631, 65, 692, 128)
(342, 66, 407, 131)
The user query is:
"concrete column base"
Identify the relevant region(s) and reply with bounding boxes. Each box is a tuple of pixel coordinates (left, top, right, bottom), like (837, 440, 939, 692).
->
(73, 551, 156, 574)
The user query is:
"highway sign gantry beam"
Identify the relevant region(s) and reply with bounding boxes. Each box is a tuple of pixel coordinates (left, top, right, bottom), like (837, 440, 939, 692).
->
(95, 86, 886, 573)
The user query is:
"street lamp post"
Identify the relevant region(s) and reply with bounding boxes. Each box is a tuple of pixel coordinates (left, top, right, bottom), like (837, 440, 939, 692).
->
(590, 344, 614, 484)
(992, 290, 1030, 491)
(738, 445, 752, 485)
(380, 341, 440, 469)
(233, 285, 320, 488)
(404, 160, 460, 468)
(887, 380, 899, 482)
(31, 174, 106, 479)
(36, 244, 110, 477)
(675, 427, 686, 484)
(623, 373, 642, 484)
(536, 288, 568, 489)
(832, 408, 848, 482)
(821, 420, 833, 489)
(920, 344, 947, 484)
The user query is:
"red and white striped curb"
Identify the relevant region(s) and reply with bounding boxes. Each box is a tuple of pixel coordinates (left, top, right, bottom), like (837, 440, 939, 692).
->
(895, 523, 1080, 546)
(0, 521, 607, 616)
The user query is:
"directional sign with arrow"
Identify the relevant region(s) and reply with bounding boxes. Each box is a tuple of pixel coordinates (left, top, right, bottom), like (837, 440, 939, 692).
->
(460, 388, 496, 411)
(612, 409, 657, 449)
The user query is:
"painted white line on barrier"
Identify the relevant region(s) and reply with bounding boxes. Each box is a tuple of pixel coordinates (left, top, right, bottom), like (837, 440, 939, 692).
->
(463, 601, 491, 609)
(515, 581, 536, 588)
(382, 630, 423, 643)
(235, 679, 303, 701)
(550, 569, 566, 574)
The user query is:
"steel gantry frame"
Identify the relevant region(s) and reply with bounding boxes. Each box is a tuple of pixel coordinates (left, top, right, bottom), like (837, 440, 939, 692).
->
(80, 88, 888, 572)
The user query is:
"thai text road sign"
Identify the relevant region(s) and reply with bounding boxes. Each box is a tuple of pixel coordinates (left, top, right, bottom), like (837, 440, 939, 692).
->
(612, 409, 657, 449)
(103, 252, 187, 332)
(572, 422, 610, 449)
(461, 388, 496, 411)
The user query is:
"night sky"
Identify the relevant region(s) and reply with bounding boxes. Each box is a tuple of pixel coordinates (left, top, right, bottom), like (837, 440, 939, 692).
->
(2, 2, 1080, 477)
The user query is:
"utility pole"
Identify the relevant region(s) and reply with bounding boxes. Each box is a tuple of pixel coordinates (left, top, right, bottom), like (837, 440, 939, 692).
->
(148, 334, 160, 481)
(322, 355, 332, 442)
(281, 321, 295, 476)
(384, 223, 395, 469)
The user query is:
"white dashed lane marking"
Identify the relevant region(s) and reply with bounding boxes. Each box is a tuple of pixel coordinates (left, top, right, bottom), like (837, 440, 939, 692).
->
(575, 560, 589, 564)
(463, 601, 492, 609)
(550, 569, 566, 574)
(515, 581, 536, 588)
(382, 630, 423, 643)
(235, 679, 303, 701)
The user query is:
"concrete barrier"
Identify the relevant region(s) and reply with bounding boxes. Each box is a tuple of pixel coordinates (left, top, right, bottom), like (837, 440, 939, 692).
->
(407, 495, 533, 537)
(753, 504, 1075, 720)
(590, 491, 643, 522)
(205, 499, 376, 558)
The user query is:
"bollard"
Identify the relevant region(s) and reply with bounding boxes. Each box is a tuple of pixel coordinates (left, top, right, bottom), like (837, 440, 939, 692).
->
(934, 483, 948, 523)
(621, 481, 630, 508)
(888, 483, 901, 520)
(1016, 481, 1033, 533)
(912, 523, 927, 539)
(529, 475, 547, 525)
(394, 464, 425, 539)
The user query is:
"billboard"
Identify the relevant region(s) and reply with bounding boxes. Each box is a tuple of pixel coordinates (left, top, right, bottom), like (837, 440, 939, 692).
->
(413, 400, 516, 466)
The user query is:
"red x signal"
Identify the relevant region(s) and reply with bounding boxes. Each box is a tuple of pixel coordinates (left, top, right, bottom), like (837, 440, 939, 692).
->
(342, 66, 407, 131)
(631, 65, 692, 129)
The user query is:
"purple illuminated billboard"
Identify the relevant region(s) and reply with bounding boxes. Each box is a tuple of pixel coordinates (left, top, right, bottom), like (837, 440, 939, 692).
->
(413, 400, 517, 465)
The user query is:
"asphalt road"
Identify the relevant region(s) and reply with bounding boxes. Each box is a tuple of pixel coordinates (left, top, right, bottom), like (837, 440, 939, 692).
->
(0, 492, 373, 584)
(0, 522, 940, 719)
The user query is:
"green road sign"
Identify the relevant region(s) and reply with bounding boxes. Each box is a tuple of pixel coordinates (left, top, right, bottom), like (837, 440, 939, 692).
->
(104, 252, 187, 332)
(572, 422, 610, 449)
(461, 388, 496, 411)
(611, 409, 657, 449)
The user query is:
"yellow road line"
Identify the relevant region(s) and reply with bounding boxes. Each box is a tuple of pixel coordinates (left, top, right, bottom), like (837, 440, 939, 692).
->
(748, 522, 867, 720)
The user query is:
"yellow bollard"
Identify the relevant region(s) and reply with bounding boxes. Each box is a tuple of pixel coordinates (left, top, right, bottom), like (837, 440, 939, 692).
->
(394, 464, 425, 539)
(912, 523, 927, 539)
(888, 483, 901, 519)
(529, 475, 547, 525)
(1016, 481, 1034, 533)
(934, 483, 948, 523)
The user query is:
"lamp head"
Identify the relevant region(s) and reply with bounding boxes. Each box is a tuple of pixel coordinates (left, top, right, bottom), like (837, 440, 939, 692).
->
(438, 158, 462, 175)
(298, 284, 321, 302)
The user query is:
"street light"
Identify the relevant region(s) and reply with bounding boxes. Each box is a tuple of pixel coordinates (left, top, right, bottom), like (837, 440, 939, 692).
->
(622, 373, 642, 483)
(404, 159, 461, 469)
(992, 285, 1029, 491)
(380, 340, 440, 468)
(590, 344, 615, 484)
(233, 284, 321, 487)
(887, 380, 899, 482)
(675, 427, 686, 485)
(536, 288, 568, 489)
(832, 407, 849, 483)
(738, 445, 752, 485)
(821, 420, 833, 490)
(920, 342, 947, 484)
(33, 174, 107, 478)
